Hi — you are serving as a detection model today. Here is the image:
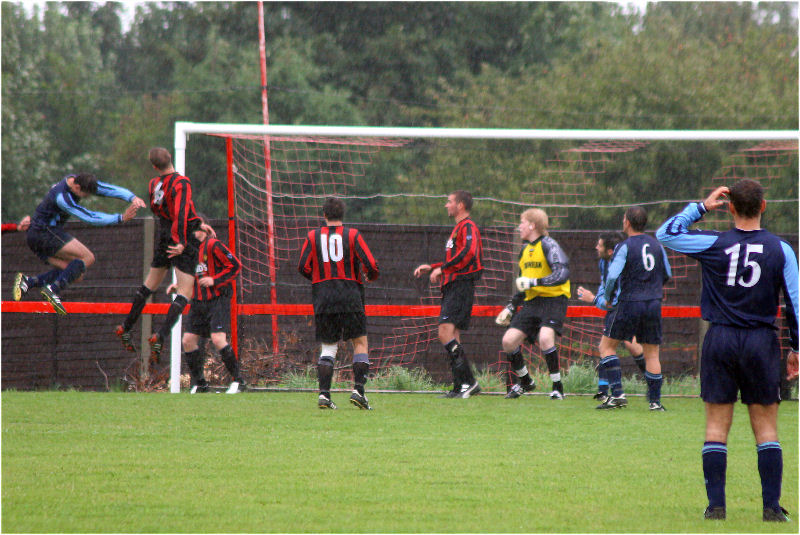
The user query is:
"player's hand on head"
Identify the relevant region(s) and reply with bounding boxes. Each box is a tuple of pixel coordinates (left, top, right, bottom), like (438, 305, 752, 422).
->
(702, 186, 730, 212)
(200, 222, 216, 238)
(131, 197, 147, 209)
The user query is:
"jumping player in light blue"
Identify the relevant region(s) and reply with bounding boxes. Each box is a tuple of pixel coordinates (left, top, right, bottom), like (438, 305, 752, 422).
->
(657, 180, 798, 522)
(13, 173, 145, 314)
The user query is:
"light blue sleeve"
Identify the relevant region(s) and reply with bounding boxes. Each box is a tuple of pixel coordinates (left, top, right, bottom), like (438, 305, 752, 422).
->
(594, 260, 608, 310)
(656, 202, 719, 254)
(603, 243, 627, 305)
(780, 241, 799, 350)
(661, 244, 672, 281)
(56, 192, 122, 226)
(96, 181, 136, 202)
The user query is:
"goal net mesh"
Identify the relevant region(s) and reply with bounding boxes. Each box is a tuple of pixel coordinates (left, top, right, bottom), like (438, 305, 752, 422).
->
(211, 133, 797, 386)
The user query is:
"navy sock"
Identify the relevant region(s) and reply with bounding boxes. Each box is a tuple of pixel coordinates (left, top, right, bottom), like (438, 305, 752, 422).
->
(219, 345, 242, 382)
(702, 442, 727, 508)
(52, 259, 85, 293)
(601, 355, 623, 396)
(757, 442, 782, 511)
(158, 294, 189, 339)
(645, 371, 663, 403)
(318, 361, 334, 395)
(29, 269, 61, 289)
(123, 285, 153, 331)
(597, 360, 609, 395)
(633, 353, 646, 374)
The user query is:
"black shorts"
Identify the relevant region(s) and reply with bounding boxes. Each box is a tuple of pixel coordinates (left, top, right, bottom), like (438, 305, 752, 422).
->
(315, 311, 367, 343)
(151, 224, 200, 275)
(439, 278, 476, 331)
(701, 324, 782, 405)
(510, 296, 568, 342)
(186, 295, 231, 339)
(604, 299, 662, 345)
(27, 226, 73, 263)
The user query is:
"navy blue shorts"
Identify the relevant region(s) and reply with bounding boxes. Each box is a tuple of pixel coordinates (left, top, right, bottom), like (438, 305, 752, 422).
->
(604, 299, 662, 345)
(439, 278, 475, 331)
(510, 295, 567, 342)
(315, 310, 367, 343)
(701, 324, 782, 405)
(186, 295, 231, 338)
(27, 226, 73, 263)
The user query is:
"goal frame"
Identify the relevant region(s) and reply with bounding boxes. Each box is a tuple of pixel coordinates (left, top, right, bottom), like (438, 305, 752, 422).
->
(168, 122, 798, 393)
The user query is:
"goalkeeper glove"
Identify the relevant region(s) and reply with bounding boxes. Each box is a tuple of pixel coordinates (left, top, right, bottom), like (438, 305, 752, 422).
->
(495, 305, 514, 327)
(515, 277, 538, 292)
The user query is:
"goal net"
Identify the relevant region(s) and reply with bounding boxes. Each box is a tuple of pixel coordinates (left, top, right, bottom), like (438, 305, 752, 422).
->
(171, 123, 797, 393)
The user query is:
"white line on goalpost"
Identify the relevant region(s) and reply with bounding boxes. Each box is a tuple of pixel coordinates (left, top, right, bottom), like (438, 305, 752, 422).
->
(169, 122, 799, 393)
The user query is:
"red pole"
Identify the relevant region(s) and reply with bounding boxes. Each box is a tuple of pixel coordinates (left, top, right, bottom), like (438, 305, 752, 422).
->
(258, 1, 280, 356)
(226, 137, 239, 355)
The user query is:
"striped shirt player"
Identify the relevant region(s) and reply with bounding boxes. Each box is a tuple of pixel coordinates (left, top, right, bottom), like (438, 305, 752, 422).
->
(415, 190, 483, 399)
(596, 206, 671, 410)
(180, 228, 246, 394)
(13, 173, 143, 314)
(496, 208, 570, 400)
(116, 147, 205, 365)
(298, 197, 379, 410)
(657, 181, 798, 522)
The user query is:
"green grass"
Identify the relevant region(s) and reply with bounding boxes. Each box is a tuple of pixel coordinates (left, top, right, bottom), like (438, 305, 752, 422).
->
(2, 391, 797, 533)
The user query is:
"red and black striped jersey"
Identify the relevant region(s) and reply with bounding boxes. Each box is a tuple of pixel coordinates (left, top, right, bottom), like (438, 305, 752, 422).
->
(193, 237, 241, 301)
(298, 225, 379, 313)
(431, 217, 483, 287)
(148, 172, 202, 247)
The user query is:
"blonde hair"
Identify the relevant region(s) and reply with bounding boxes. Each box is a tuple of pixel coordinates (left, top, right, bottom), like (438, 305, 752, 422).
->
(521, 208, 548, 235)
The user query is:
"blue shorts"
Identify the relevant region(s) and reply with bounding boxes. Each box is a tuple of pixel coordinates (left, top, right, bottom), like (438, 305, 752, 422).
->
(26, 226, 74, 263)
(701, 324, 782, 405)
(604, 299, 662, 345)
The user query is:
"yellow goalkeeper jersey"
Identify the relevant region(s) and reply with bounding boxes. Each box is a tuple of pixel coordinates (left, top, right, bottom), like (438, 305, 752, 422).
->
(518, 237, 571, 300)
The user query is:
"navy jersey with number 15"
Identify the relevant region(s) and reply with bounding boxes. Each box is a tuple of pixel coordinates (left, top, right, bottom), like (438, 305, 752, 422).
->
(657, 202, 799, 351)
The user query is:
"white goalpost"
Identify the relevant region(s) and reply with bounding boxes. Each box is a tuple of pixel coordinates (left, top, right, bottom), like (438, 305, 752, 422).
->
(168, 122, 798, 393)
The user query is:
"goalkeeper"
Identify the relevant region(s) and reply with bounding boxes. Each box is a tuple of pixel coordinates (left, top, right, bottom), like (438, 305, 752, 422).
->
(495, 208, 571, 399)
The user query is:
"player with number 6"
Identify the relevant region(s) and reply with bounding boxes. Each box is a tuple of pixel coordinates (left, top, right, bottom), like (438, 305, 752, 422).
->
(595, 206, 671, 410)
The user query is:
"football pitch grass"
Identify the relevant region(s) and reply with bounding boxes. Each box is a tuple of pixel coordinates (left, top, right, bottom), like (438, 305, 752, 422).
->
(2, 391, 797, 533)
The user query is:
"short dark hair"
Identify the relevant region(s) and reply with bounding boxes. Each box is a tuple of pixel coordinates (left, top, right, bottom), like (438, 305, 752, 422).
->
(452, 190, 473, 211)
(149, 147, 172, 171)
(624, 206, 648, 232)
(599, 231, 625, 252)
(73, 173, 98, 195)
(729, 179, 764, 218)
(322, 197, 345, 221)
